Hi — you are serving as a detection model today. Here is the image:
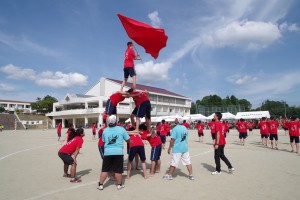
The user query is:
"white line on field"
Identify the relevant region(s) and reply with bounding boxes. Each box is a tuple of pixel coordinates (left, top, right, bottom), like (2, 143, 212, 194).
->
(23, 149, 214, 200)
(0, 143, 59, 161)
(23, 181, 98, 200)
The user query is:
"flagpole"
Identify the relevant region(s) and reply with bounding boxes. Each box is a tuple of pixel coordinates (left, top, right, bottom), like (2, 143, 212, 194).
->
(133, 43, 143, 63)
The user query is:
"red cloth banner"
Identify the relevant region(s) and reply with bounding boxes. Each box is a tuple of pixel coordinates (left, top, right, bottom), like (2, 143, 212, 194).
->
(117, 13, 168, 59)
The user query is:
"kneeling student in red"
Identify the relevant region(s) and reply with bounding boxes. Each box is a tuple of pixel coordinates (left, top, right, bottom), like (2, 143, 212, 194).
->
(58, 128, 85, 183)
(212, 112, 234, 175)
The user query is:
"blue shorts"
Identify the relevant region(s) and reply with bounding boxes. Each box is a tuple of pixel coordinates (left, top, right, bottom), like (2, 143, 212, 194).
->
(290, 136, 299, 143)
(132, 101, 151, 119)
(98, 145, 104, 159)
(198, 133, 204, 137)
(105, 99, 117, 115)
(211, 133, 216, 140)
(124, 67, 136, 78)
(269, 134, 278, 141)
(150, 145, 162, 161)
(58, 152, 74, 165)
(239, 132, 247, 139)
(261, 134, 269, 138)
(160, 135, 166, 144)
(128, 146, 146, 162)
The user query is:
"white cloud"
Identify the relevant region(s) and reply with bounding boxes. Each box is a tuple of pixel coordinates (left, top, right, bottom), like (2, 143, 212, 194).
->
(0, 83, 16, 92)
(148, 11, 162, 28)
(36, 71, 88, 88)
(0, 32, 60, 57)
(135, 61, 171, 83)
(279, 22, 300, 32)
(0, 64, 36, 80)
(234, 75, 257, 85)
(210, 21, 281, 50)
(0, 64, 88, 89)
(240, 71, 300, 95)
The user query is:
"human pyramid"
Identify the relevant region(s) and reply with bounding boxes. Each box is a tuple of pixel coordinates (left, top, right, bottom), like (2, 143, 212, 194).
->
(57, 41, 236, 190)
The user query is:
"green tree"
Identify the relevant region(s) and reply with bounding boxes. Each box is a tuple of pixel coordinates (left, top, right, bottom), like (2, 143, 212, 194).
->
(199, 95, 222, 106)
(31, 95, 58, 113)
(230, 95, 239, 105)
(238, 99, 252, 111)
(190, 102, 197, 114)
(257, 100, 287, 118)
(0, 107, 5, 113)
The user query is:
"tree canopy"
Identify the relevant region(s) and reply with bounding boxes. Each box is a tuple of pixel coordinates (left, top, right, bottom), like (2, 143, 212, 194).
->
(191, 96, 300, 118)
(31, 95, 58, 114)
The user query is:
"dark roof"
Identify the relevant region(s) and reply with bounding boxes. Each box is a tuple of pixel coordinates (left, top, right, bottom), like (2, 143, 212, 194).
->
(0, 99, 33, 104)
(107, 78, 188, 98)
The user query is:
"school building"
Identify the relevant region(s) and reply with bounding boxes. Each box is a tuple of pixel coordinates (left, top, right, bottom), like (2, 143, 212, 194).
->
(46, 77, 192, 128)
(0, 100, 32, 113)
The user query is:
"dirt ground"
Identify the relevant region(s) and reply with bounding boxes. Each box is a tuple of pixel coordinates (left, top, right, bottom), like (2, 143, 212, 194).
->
(0, 128, 299, 200)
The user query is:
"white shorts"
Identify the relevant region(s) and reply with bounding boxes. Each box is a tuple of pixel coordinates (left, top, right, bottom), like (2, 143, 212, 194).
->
(170, 152, 191, 167)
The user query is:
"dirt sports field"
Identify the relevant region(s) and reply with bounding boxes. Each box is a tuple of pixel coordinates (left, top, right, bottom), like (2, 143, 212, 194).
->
(0, 128, 299, 200)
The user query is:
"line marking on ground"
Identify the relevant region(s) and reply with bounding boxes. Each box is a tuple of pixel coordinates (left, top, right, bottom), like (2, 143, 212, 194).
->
(23, 150, 214, 200)
(0, 143, 59, 161)
(190, 150, 214, 157)
(23, 181, 98, 200)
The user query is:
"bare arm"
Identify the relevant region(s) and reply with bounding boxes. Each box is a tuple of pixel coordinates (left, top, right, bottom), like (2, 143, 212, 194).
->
(168, 139, 175, 154)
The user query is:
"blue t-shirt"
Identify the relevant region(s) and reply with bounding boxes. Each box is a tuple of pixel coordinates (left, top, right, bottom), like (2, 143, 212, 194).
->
(102, 126, 130, 156)
(171, 124, 188, 153)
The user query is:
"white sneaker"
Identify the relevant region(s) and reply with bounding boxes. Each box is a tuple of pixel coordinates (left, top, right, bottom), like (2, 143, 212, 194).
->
(228, 168, 235, 172)
(163, 174, 173, 180)
(188, 175, 195, 180)
(117, 185, 125, 190)
(211, 171, 221, 175)
(97, 185, 103, 190)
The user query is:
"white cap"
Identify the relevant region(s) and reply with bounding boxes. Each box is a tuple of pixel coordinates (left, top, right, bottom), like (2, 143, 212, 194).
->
(108, 115, 117, 125)
(176, 117, 184, 124)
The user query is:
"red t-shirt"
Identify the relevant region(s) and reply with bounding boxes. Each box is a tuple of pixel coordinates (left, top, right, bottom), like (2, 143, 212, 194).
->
(268, 120, 279, 134)
(98, 126, 106, 146)
(288, 121, 300, 136)
(215, 121, 226, 145)
(247, 122, 253, 129)
(156, 125, 161, 133)
(146, 130, 162, 147)
(225, 123, 230, 131)
(129, 134, 144, 148)
(195, 123, 204, 133)
(208, 122, 216, 134)
(160, 123, 168, 136)
(92, 124, 96, 132)
(236, 122, 247, 133)
(124, 47, 135, 68)
(59, 136, 83, 154)
(103, 111, 107, 120)
(110, 92, 125, 106)
(284, 121, 289, 129)
(166, 124, 171, 133)
(258, 121, 269, 134)
(131, 91, 149, 107)
(183, 122, 189, 129)
(57, 123, 62, 133)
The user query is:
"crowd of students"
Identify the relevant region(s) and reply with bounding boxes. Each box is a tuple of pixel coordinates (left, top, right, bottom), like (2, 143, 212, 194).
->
(56, 41, 299, 190)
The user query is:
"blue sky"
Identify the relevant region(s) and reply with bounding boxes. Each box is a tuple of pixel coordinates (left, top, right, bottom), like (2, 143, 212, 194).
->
(0, 0, 299, 109)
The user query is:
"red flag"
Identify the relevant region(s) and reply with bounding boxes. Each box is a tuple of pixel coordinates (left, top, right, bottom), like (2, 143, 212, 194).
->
(117, 13, 168, 59)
